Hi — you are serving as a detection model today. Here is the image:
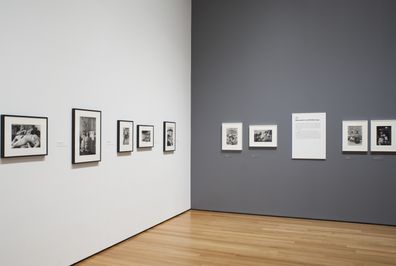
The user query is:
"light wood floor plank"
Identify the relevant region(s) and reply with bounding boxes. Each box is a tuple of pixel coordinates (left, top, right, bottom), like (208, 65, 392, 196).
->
(76, 210, 396, 266)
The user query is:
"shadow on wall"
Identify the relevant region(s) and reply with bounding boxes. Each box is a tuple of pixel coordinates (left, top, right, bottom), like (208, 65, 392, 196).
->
(71, 161, 99, 169)
(0, 156, 45, 165)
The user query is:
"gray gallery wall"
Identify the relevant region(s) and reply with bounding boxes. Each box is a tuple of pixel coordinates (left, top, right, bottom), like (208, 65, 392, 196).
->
(191, 0, 396, 225)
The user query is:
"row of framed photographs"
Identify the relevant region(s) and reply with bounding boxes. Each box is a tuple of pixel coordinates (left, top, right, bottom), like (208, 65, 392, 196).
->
(117, 121, 176, 152)
(222, 123, 278, 150)
(0, 109, 176, 164)
(342, 120, 395, 152)
(222, 120, 396, 152)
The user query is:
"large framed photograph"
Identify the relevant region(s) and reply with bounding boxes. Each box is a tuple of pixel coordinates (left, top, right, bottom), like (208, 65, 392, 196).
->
(163, 121, 176, 152)
(137, 125, 154, 148)
(1, 115, 48, 158)
(117, 120, 134, 153)
(72, 108, 101, 164)
(371, 120, 396, 152)
(342, 120, 368, 152)
(222, 123, 243, 150)
(249, 125, 277, 148)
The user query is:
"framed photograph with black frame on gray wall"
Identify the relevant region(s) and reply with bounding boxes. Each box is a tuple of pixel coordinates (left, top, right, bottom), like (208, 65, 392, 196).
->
(72, 108, 102, 164)
(1, 114, 48, 158)
(163, 121, 176, 152)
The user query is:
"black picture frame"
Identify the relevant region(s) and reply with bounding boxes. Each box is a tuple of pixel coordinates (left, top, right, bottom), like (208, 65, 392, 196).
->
(117, 120, 134, 153)
(1, 114, 48, 158)
(163, 121, 176, 152)
(137, 125, 154, 148)
(72, 108, 102, 164)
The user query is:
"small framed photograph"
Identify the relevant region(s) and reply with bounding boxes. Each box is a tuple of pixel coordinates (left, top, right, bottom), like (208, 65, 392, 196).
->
(1, 115, 48, 158)
(137, 125, 154, 148)
(249, 125, 277, 148)
(371, 120, 396, 152)
(72, 108, 101, 164)
(117, 120, 134, 153)
(222, 123, 243, 150)
(163, 121, 176, 152)
(342, 120, 368, 152)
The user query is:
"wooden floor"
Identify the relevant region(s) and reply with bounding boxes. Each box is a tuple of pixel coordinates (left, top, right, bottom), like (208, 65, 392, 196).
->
(77, 210, 396, 266)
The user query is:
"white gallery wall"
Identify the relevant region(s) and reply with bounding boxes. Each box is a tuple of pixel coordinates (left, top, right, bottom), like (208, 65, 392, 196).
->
(0, 0, 191, 265)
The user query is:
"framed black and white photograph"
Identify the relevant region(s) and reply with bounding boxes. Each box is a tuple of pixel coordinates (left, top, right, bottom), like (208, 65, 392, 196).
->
(137, 125, 154, 148)
(117, 120, 134, 153)
(1, 115, 48, 158)
(371, 120, 396, 152)
(163, 121, 176, 152)
(72, 108, 101, 164)
(249, 125, 277, 148)
(222, 123, 243, 150)
(342, 120, 368, 152)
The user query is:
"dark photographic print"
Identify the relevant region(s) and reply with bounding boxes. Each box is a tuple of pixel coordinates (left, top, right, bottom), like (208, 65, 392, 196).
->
(347, 126, 362, 145)
(123, 128, 130, 145)
(226, 128, 238, 145)
(254, 130, 272, 142)
(11, 124, 41, 148)
(72, 109, 101, 164)
(142, 130, 151, 142)
(163, 121, 176, 152)
(222, 123, 243, 150)
(249, 125, 277, 148)
(166, 128, 174, 146)
(79, 117, 96, 155)
(1, 115, 48, 158)
(137, 125, 154, 148)
(377, 126, 392, 146)
(117, 120, 133, 153)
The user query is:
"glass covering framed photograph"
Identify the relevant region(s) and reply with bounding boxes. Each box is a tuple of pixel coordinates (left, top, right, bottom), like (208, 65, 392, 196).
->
(371, 120, 396, 152)
(249, 125, 277, 148)
(342, 120, 368, 152)
(72, 108, 102, 164)
(163, 121, 176, 152)
(222, 123, 243, 150)
(1, 114, 48, 158)
(137, 125, 154, 148)
(117, 120, 134, 153)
